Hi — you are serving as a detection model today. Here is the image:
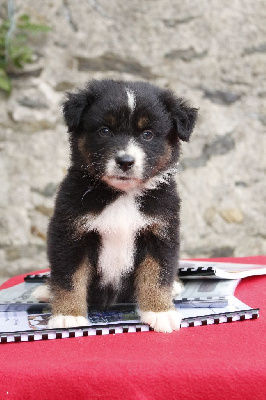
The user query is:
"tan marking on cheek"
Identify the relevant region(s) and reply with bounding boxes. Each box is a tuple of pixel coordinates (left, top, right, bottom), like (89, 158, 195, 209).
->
(135, 256, 173, 312)
(78, 136, 86, 157)
(51, 261, 93, 317)
(157, 144, 172, 171)
(137, 116, 148, 130)
(78, 136, 93, 168)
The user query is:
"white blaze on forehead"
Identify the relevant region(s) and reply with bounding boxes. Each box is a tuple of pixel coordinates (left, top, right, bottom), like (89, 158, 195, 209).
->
(126, 88, 136, 112)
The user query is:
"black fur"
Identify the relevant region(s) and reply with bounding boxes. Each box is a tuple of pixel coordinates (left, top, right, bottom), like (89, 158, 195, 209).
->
(48, 79, 198, 311)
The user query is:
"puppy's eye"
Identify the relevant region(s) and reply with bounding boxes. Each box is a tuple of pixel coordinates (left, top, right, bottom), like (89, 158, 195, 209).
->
(142, 131, 154, 141)
(98, 127, 111, 137)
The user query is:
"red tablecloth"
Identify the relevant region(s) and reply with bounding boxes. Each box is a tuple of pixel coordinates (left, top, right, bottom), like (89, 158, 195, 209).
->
(0, 256, 266, 400)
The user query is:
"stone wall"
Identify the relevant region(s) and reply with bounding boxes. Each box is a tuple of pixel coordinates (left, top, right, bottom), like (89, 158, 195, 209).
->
(0, 0, 265, 284)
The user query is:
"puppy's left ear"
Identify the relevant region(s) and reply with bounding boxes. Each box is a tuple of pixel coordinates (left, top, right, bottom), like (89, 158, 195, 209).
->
(160, 90, 198, 142)
(62, 86, 95, 133)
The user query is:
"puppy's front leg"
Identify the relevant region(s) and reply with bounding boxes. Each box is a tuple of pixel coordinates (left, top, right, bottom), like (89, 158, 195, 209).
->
(135, 256, 182, 333)
(48, 261, 91, 329)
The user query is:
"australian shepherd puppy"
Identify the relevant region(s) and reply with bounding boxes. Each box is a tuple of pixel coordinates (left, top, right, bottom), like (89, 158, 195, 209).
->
(47, 79, 197, 333)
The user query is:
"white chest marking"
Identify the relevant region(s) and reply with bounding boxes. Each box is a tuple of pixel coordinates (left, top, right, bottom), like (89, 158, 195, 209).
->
(89, 193, 149, 287)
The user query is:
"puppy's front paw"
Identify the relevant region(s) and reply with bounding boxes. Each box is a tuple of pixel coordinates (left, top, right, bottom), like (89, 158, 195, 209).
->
(48, 315, 89, 329)
(139, 309, 182, 333)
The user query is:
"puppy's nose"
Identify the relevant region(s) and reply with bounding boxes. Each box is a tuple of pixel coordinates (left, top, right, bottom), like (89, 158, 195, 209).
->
(115, 154, 135, 172)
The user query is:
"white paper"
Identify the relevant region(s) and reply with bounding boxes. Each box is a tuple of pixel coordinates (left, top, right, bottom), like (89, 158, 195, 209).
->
(0, 296, 255, 334)
(179, 260, 266, 279)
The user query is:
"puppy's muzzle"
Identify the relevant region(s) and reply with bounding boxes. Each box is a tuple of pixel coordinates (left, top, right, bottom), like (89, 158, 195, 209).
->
(115, 154, 135, 172)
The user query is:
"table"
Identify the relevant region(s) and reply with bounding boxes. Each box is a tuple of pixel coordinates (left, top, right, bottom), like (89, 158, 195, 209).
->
(0, 256, 265, 400)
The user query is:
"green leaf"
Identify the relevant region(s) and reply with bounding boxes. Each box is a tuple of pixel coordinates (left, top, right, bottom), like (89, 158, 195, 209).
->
(0, 58, 6, 69)
(9, 44, 33, 68)
(17, 14, 51, 33)
(0, 37, 6, 46)
(0, 13, 50, 92)
(0, 69, 11, 93)
(19, 23, 51, 33)
(15, 32, 28, 43)
(0, 20, 10, 31)
(18, 14, 31, 23)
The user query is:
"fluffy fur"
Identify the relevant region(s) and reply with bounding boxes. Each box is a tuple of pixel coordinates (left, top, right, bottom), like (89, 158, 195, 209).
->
(47, 79, 198, 333)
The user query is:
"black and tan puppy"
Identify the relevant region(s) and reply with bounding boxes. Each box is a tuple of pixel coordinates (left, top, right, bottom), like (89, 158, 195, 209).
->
(47, 79, 197, 333)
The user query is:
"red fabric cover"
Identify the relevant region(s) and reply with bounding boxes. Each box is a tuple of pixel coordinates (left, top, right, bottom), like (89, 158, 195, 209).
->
(0, 256, 265, 400)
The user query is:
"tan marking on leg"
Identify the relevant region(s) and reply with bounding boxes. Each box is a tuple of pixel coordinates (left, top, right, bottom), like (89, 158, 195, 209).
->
(51, 261, 92, 317)
(135, 256, 173, 312)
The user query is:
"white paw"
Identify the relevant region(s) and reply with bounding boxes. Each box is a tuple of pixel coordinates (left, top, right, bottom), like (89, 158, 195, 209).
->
(172, 280, 184, 297)
(47, 315, 89, 329)
(32, 284, 52, 302)
(138, 309, 182, 333)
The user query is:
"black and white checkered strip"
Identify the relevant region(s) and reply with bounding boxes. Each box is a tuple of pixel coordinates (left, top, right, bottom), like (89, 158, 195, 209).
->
(179, 267, 215, 276)
(1, 301, 40, 304)
(175, 296, 226, 302)
(24, 272, 50, 282)
(181, 309, 259, 328)
(0, 309, 259, 343)
(0, 323, 152, 343)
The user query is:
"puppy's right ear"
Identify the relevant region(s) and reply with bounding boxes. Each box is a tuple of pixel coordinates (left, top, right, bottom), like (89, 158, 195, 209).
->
(160, 89, 198, 142)
(62, 88, 95, 133)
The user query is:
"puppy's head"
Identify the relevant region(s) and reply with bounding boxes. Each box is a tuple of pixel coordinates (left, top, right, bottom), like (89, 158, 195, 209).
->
(63, 80, 198, 191)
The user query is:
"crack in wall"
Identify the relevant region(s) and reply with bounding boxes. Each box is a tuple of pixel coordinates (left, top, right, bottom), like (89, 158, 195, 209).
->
(62, 0, 78, 32)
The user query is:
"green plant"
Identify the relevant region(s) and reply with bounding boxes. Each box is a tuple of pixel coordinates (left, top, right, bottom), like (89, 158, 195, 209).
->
(0, 12, 50, 94)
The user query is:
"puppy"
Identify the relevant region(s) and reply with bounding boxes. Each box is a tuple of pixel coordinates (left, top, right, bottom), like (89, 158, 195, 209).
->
(47, 79, 197, 333)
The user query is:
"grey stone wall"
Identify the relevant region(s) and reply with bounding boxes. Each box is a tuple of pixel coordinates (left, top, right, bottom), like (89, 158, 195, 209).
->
(0, 0, 265, 284)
